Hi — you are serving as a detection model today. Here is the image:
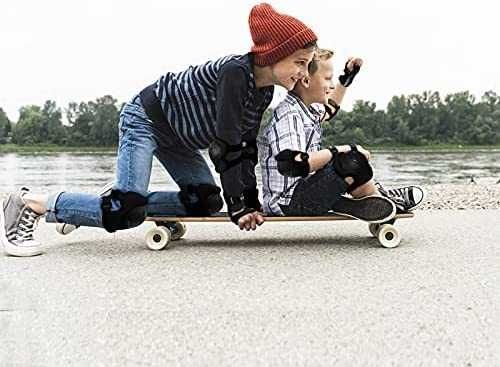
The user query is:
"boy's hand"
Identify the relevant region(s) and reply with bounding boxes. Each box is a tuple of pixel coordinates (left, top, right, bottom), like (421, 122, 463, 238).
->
(338, 57, 364, 87)
(238, 211, 265, 231)
(355, 144, 371, 161)
(346, 57, 363, 71)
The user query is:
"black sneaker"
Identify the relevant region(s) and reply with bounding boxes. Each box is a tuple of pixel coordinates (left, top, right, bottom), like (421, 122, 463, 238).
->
(375, 182, 426, 212)
(332, 195, 396, 223)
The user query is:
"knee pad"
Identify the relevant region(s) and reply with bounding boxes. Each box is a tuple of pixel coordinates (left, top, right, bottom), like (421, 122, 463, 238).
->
(101, 190, 147, 233)
(178, 184, 223, 216)
(333, 151, 373, 192)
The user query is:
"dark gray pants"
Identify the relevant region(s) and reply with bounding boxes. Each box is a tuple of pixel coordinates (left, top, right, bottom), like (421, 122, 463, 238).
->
(281, 162, 348, 216)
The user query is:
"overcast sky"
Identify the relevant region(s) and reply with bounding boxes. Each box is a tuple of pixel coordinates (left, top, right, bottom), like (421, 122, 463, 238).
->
(1, 0, 499, 121)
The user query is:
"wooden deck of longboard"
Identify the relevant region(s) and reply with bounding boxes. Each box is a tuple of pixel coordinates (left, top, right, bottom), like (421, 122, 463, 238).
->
(145, 212, 414, 223)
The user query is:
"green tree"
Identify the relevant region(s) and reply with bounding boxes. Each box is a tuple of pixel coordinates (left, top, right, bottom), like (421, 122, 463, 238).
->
(41, 100, 65, 144)
(439, 91, 476, 143)
(11, 101, 65, 145)
(66, 101, 95, 146)
(66, 95, 120, 146)
(12, 105, 43, 145)
(405, 91, 441, 145)
(0, 107, 12, 143)
(88, 95, 120, 146)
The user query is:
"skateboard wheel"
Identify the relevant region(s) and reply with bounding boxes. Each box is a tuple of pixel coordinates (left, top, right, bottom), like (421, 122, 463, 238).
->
(146, 226, 171, 251)
(368, 223, 380, 237)
(169, 222, 187, 241)
(377, 224, 401, 248)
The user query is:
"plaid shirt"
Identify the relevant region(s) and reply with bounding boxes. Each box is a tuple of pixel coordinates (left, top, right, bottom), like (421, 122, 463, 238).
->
(257, 92, 325, 215)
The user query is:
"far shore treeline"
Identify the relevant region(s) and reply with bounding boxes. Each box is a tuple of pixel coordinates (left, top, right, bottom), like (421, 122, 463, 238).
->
(0, 90, 499, 149)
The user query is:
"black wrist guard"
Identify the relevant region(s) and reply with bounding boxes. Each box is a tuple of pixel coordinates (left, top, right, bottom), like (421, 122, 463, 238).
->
(243, 187, 262, 212)
(328, 146, 339, 160)
(225, 194, 255, 225)
(338, 62, 361, 87)
(324, 99, 340, 120)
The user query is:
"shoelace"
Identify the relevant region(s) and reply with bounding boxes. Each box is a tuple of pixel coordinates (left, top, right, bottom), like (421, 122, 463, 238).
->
(375, 183, 409, 208)
(16, 208, 40, 241)
(387, 187, 414, 205)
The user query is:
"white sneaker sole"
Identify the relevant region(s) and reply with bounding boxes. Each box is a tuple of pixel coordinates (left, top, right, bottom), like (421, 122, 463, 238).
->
(56, 222, 78, 235)
(0, 199, 43, 257)
(406, 186, 427, 211)
(332, 195, 397, 224)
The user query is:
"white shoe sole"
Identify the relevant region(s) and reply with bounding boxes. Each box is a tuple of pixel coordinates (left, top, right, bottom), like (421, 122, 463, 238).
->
(56, 222, 78, 235)
(0, 199, 43, 257)
(333, 196, 397, 224)
(406, 186, 427, 211)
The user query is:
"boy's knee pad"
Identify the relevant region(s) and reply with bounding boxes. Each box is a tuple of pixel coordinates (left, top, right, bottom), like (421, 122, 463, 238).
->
(179, 184, 223, 216)
(333, 151, 373, 192)
(101, 190, 148, 233)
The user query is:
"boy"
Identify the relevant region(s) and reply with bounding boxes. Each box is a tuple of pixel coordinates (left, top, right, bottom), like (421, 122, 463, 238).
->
(258, 49, 425, 219)
(1, 3, 318, 257)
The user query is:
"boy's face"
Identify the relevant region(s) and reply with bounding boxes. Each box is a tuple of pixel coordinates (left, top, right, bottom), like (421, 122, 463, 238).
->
(270, 48, 315, 91)
(307, 59, 334, 104)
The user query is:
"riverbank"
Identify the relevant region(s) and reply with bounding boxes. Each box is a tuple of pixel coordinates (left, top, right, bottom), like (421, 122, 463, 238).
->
(1, 184, 499, 210)
(0, 144, 117, 154)
(415, 183, 500, 209)
(371, 144, 500, 153)
(1, 144, 500, 154)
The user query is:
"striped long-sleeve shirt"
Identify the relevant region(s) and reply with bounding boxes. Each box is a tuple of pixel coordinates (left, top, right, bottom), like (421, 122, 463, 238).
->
(153, 54, 274, 150)
(150, 53, 274, 198)
(257, 92, 324, 215)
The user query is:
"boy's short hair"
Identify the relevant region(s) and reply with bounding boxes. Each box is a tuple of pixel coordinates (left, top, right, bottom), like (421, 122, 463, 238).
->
(308, 48, 334, 75)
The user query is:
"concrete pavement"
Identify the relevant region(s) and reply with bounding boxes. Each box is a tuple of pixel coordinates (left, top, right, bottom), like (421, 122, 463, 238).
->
(1, 210, 499, 366)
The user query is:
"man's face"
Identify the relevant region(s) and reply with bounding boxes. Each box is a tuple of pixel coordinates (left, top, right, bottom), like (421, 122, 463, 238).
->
(307, 59, 334, 104)
(270, 48, 315, 91)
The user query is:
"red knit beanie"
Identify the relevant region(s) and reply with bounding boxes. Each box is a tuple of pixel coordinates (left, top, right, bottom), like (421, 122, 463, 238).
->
(249, 3, 317, 66)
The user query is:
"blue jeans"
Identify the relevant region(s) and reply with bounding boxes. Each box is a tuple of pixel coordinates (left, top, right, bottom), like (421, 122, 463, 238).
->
(45, 96, 216, 228)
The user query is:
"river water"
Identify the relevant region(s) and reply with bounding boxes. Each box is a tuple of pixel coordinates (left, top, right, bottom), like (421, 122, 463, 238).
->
(0, 151, 499, 195)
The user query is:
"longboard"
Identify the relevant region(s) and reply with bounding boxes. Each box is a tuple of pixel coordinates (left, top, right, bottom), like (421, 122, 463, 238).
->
(144, 212, 414, 250)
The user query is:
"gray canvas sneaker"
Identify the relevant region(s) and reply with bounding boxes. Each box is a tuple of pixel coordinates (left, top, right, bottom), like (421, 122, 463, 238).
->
(1, 188, 43, 257)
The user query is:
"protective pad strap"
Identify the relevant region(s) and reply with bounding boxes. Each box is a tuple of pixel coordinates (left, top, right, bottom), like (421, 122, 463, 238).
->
(178, 184, 223, 216)
(333, 151, 373, 192)
(241, 139, 258, 164)
(101, 190, 147, 233)
(209, 138, 244, 173)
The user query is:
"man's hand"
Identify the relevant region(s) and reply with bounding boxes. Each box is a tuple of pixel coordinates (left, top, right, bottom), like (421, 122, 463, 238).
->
(237, 211, 265, 231)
